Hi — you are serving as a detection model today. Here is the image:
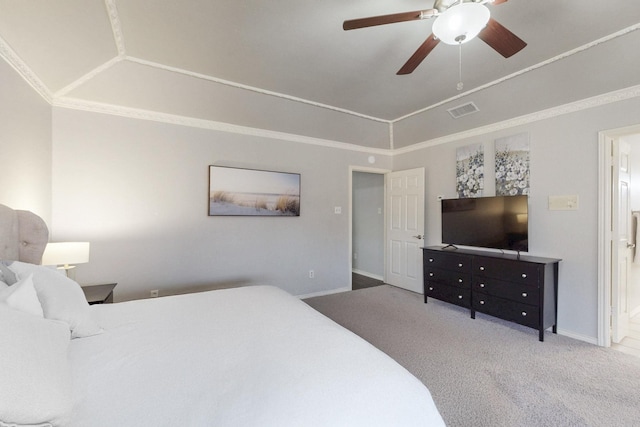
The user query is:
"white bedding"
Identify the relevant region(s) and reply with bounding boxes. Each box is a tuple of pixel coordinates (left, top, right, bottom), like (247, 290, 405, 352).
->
(68, 285, 445, 426)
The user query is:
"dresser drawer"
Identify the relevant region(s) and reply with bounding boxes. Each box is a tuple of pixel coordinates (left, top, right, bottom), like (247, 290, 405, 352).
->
(473, 257, 539, 285)
(425, 267, 471, 289)
(425, 283, 471, 308)
(472, 293, 539, 329)
(472, 276, 540, 305)
(423, 251, 471, 273)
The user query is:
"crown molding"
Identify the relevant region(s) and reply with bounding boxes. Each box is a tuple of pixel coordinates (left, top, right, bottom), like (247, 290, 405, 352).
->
(126, 57, 391, 125)
(53, 83, 640, 158)
(393, 84, 640, 155)
(392, 23, 640, 123)
(0, 35, 51, 103)
(52, 97, 393, 156)
(105, 0, 126, 56)
(54, 56, 124, 97)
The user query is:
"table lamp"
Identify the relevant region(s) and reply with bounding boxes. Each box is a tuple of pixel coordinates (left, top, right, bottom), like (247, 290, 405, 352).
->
(41, 242, 90, 276)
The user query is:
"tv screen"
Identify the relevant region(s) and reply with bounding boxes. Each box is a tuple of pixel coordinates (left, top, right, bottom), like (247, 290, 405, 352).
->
(441, 195, 528, 252)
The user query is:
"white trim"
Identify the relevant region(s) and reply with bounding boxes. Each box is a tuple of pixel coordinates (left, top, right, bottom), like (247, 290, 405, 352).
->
(394, 85, 640, 155)
(54, 56, 124, 97)
(48, 84, 640, 159)
(296, 286, 350, 299)
(105, 0, 126, 56)
(392, 23, 640, 123)
(52, 97, 394, 155)
(597, 131, 613, 347)
(0, 35, 51, 103)
(126, 57, 391, 124)
(597, 123, 640, 347)
(556, 328, 599, 345)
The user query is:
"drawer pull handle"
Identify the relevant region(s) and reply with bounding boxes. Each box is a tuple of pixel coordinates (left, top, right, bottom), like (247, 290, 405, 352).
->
(479, 266, 485, 271)
(429, 287, 433, 291)
(458, 263, 463, 267)
(522, 273, 527, 278)
(429, 272, 434, 277)
(480, 283, 485, 288)
(458, 278, 463, 283)
(521, 312, 527, 317)
(522, 292, 528, 297)
(480, 300, 485, 305)
(458, 295, 463, 299)
(429, 258, 434, 262)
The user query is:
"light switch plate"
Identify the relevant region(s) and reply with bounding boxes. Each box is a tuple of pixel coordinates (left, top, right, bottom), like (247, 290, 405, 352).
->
(548, 195, 579, 210)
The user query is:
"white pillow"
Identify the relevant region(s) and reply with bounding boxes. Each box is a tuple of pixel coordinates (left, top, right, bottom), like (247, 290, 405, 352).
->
(0, 305, 72, 426)
(5, 261, 103, 338)
(0, 274, 43, 317)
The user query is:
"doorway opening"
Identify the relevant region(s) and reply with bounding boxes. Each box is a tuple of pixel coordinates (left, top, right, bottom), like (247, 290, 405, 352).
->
(598, 124, 640, 356)
(349, 167, 388, 290)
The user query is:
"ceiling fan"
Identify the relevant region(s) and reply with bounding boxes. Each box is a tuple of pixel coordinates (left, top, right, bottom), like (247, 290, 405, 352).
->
(343, 0, 526, 75)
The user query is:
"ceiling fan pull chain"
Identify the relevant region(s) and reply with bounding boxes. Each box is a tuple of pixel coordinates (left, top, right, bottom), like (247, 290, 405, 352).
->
(457, 42, 464, 91)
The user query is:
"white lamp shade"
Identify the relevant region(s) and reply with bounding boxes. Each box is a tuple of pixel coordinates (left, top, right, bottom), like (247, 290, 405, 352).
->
(432, 3, 490, 45)
(42, 242, 90, 267)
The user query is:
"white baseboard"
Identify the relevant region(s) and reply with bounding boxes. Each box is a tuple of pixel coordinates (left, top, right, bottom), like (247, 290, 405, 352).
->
(352, 269, 383, 281)
(297, 286, 350, 300)
(556, 328, 598, 345)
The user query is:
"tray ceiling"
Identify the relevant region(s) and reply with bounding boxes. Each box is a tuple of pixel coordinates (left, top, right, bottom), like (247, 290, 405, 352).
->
(0, 0, 639, 150)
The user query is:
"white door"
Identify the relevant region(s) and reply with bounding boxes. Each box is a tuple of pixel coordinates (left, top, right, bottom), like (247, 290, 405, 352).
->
(385, 168, 425, 293)
(612, 138, 631, 343)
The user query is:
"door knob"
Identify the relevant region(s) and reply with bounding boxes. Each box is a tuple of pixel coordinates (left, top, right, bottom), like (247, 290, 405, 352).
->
(413, 235, 424, 239)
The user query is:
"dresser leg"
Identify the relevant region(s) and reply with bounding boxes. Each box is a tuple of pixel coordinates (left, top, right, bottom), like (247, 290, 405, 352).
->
(539, 329, 544, 342)
(470, 309, 475, 319)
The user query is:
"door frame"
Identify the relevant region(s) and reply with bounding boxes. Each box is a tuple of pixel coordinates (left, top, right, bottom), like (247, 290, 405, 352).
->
(598, 124, 640, 346)
(349, 166, 391, 290)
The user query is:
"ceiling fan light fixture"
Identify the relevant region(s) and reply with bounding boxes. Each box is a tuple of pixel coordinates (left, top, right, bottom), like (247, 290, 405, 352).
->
(432, 3, 490, 45)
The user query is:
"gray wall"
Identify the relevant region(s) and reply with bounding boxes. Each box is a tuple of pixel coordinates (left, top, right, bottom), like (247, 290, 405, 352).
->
(393, 95, 640, 341)
(0, 59, 52, 222)
(50, 108, 392, 301)
(4, 51, 640, 343)
(352, 172, 384, 278)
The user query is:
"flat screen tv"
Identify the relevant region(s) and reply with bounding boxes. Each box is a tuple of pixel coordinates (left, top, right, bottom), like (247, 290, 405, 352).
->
(441, 195, 528, 252)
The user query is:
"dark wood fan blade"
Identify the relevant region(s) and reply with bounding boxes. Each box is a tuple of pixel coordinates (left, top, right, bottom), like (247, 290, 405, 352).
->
(343, 9, 437, 31)
(397, 34, 440, 75)
(478, 18, 526, 58)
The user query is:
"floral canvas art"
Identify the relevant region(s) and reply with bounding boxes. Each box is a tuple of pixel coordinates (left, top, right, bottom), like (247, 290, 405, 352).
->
(456, 143, 484, 198)
(495, 133, 530, 196)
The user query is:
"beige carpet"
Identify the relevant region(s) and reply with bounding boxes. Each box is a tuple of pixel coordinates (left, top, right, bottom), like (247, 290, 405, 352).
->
(305, 285, 640, 427)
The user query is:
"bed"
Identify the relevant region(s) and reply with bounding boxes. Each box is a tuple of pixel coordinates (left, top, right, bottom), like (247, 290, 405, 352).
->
(0, 204, 445, 427)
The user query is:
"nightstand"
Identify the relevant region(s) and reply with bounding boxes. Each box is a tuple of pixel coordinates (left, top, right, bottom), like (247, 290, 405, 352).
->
(81, 283, 117, 305)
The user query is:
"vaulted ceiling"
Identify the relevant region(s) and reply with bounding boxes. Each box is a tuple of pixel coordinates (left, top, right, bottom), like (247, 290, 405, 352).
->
(1, 0, 639, 151)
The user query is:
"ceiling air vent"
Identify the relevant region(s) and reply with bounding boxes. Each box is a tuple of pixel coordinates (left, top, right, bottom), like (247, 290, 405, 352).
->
(447, 102, 479, 119)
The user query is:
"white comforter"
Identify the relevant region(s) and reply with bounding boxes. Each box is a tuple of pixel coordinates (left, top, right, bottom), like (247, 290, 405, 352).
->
(68, 285, 445, 426)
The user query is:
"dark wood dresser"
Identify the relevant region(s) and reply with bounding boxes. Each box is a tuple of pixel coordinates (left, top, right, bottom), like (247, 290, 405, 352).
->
(423, 246, 560, 341)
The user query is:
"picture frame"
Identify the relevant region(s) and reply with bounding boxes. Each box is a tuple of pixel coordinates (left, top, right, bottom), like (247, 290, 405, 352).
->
(208, 166, 301, 216)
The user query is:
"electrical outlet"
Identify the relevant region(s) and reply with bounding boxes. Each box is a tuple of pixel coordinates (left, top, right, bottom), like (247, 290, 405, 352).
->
(150, 289, 159, 298)
(334, 206, 342, 214)
(353, 253, 358, 260)
(309, 270, 314, 279)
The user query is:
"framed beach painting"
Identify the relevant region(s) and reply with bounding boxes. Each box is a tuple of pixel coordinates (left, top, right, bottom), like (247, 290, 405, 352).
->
(208, 166, 301, 216)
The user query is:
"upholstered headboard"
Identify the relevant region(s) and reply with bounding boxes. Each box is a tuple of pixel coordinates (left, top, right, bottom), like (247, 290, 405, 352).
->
(0, 204, 49, 264)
